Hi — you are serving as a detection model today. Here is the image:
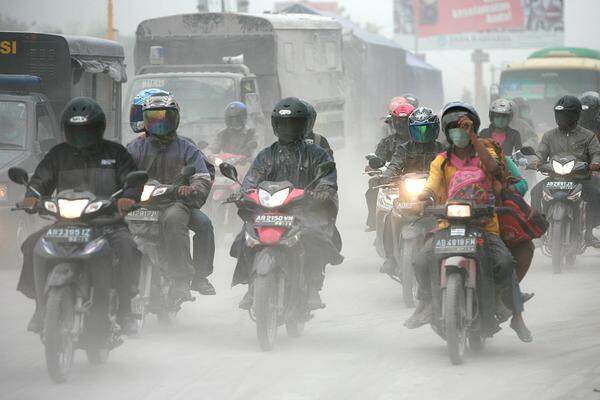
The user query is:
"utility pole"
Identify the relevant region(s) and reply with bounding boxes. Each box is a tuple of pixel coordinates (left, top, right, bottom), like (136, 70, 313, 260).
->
(472, 49, 490, 112)
(107, 0, 114, 40)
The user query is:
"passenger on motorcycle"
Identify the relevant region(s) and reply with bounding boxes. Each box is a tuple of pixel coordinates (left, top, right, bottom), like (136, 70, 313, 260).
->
(302, 100, 334, 158)
(509, 97, 538, 148)
(129, 90, 217, 296)
(404, 102, 532, 342)
(378, 107, 444, 274)
(19, 97, 143, 334)
(127, 94, 215, 299)
(365, 102, 416, 231)
(479, 98, 522, 155)
(232, 97, 343, 311)
(210, 101, 258, 158)
(530, 95, 600, 245)
(579, 91, 600, 138)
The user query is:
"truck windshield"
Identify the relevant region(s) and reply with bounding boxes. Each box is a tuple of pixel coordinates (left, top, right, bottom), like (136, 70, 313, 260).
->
(499, 69, 599, 100)
(0, 101, 27, 148)
(128, 76, 236, 122)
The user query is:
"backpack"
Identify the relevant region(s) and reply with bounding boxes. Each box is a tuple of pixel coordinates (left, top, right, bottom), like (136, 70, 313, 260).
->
(445, 154, 495, 207)
(497, 190, 548, 247)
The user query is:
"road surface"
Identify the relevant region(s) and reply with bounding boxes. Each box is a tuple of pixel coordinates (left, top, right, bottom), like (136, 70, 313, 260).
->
(1, 149, 599, 400)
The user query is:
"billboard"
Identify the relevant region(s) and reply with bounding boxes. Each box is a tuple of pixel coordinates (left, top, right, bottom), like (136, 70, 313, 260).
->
(394, 0, 564, 49)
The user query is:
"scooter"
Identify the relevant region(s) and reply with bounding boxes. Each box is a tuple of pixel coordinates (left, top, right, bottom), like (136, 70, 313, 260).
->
(220, 160, 335, 351)
(8, 167, 147, 383)
(127, 166, 197, 329)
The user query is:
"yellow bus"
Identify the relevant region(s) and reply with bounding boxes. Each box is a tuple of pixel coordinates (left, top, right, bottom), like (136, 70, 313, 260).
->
(499, 47, 600, 132)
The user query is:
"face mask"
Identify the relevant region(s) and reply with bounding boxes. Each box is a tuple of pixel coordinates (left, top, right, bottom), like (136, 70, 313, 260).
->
(448, 128, 470, 148)
(276, 117, 306, 145)
(493, 116, 509, 129)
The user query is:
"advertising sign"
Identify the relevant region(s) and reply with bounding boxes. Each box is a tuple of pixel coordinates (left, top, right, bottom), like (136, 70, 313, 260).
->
(394, 0, 564, 49)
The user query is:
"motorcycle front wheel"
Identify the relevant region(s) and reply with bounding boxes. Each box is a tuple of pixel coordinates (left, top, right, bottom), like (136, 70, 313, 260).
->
(254, 273, 280, 351)
(444, 273, 467, 365)
(44, 286, 76, 383)
(551, 221, 564, 274)
(401, 240, 417, 308)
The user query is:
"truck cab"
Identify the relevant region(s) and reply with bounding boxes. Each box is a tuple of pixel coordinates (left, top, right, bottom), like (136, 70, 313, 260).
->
(124, 62, 265, 147)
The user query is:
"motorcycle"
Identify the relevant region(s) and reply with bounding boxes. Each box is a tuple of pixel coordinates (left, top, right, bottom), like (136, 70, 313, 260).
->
(538, 154, 588, 273)
(368, 155, 430, 308)
(206, 153, 250, 241)
(424, 201, 500, 365)
(364, 154, 391, 259)
(126, 166, 197, 330)
(8, 167, 148, 383)
(220, 160, 335, 351)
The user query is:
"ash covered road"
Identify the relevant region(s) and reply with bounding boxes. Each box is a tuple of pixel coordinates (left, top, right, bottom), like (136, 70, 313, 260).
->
(1, 149, 600, 400)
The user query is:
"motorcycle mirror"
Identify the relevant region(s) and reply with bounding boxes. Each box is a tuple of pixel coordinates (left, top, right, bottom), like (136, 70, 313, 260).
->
(8, 167, 29, 185)
(368, 157, 386, 169)
(220, 162, 240, 184)
(197, 140, 209, 150)
(519, 146, 537, 156)
(365, 153, 377, 161)
(124, 171, 149, 189)
(181, 165, 196, 178)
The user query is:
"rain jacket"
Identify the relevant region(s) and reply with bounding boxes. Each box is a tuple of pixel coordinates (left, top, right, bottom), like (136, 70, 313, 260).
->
(375, 134, 405, 162)
(479, 125, 522, 155)
(384, 141, 444, 178)
(127, 134, 213, 209)
(231, 140, 343, 285)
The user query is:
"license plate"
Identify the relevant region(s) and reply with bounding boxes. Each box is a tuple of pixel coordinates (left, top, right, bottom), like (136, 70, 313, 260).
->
(434, 237, 477, 254)
(46, 226, 92, 243)
(450, 226, 466, 236)
(126, 208, 160, 222)
(395, 202, 419, 210)
(546, 181, 576, 190)
(254, 214, 294, 227)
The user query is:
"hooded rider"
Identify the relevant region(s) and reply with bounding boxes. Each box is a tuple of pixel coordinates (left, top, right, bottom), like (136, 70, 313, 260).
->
(232, 97, 342, 311)
(579, 91, 600, 137)
(302, 100, 334, 158)
(127, 94, 214, 299)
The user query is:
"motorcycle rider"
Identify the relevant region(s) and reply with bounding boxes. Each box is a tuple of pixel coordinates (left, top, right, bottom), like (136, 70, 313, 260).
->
(365, 102, 416, 231)
(579, 91, 600, 137)
(129, 90, 217, 295)
(404, 102, 532, 342)
(232, 97, 343, 311)
(210, 101, 258, 158)
(18, 97, 143, 334)
(530, 95, 600, 245)
(379, 107, 444, 274)
(303, 100, 334, 158)
(127, 94, 214, 299)
(479, 98, 522, 155)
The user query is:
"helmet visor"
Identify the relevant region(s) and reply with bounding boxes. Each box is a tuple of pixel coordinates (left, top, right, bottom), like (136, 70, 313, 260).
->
(441, 111, 470, 132)
(274, 117, 307, 142)
(129, 104, 144, 133)
(226, 115, 246, 130)
(65, 124, 100, 149)
(409, 122, 439, 143)
(143, 109, 179, 136)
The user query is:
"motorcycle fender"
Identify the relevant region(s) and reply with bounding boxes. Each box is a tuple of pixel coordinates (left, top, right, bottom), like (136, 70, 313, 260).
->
(46, 263, 77, 290)
(440, 257, 476, 289)
(549, 202, 571, 222)
(254, 247, 279, 276)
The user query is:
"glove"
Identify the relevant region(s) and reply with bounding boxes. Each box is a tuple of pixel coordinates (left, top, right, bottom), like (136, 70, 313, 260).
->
(117, 198, 135, 216)
(178, 185, 196, 198)
(21, 197, 38, 214)
(226, 191, 243, 203)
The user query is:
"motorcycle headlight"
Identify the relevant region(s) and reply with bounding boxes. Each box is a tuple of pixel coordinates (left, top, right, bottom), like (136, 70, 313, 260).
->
(57, 199, 89, 219)
(140, 185, 156, 202)
(404, 178, 427, 197)
(447, 204, 471, 218)
(84, 201, 104, 214)
(0, 183, 7, 201)
(152, 187, 168, 197)
(552, 160, 575, 175)
(258, 188, 290, 208)
(44, 201, 58, 214)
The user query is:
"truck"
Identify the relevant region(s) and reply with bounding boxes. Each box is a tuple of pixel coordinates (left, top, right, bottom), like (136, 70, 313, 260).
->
(134, 12, 345, 148)
(0, 32, 127, 262)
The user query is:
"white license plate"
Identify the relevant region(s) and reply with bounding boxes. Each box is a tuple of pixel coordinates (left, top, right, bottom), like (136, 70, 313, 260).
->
(546, 181, 576, 190)
(46, 227, 92, 243)
(254, 214, 294, 227)
(126, 208, 160, 222)
(434, 237, 477, 254)
(395, 202, 419, 209)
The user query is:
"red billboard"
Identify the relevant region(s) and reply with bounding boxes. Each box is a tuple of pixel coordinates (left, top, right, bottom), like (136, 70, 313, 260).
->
(415, 0, 524, 37)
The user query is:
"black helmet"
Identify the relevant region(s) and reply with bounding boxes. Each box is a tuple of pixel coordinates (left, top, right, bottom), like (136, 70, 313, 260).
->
(441, 101, 480, 142)
(61, 97, 106, 149)
(224, 101, 248, 130)
(271, 97, 310, 144)
(302, 100, 317, 136)
(554, 95, 582, 132)
(401, 93, 419, 108)
(579, 91, 600, 128)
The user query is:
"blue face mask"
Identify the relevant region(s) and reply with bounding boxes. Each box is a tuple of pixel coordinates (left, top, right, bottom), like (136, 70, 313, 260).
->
(448, 128, 470, 148)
